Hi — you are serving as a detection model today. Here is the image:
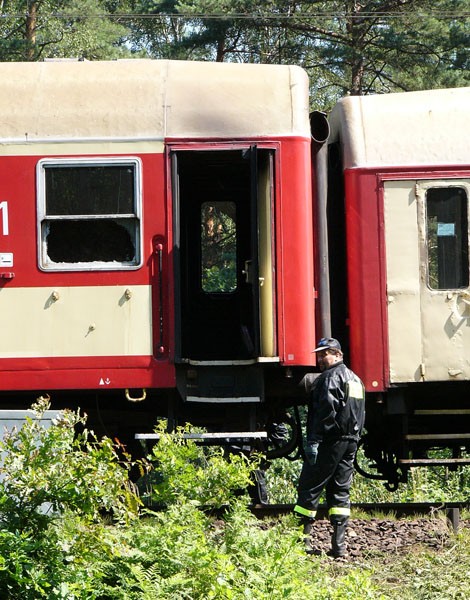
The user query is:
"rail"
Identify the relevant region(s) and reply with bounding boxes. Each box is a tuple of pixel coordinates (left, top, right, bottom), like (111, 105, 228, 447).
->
(248, 502, 469, 533)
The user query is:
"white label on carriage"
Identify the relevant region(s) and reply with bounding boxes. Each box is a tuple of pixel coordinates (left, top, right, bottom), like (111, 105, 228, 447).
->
(0, 253, 13, 267)
(437, 223, 455, 237)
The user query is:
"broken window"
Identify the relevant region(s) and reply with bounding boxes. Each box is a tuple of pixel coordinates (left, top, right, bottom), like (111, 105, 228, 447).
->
(37, 159, 142, 270)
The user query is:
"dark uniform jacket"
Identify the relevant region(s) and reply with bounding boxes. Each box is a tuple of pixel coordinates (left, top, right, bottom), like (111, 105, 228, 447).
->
(306, 361, 365, 444)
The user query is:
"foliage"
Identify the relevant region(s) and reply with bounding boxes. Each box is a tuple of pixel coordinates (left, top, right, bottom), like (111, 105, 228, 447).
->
(145, 420, 256, 507)
(0, 0, 468, 103)
(0, 403, 468, 598)
(0, 0, 133, 61)
(266, 456, 302, 503)
(201, 201, 237, 293)
(286, 0, 470, 100)
(124, 0, 469, 104)
(370, 526, 470, 599)
(95, 428, 382, 599)
(0, 397, 140, 599)
(95, 501, 382, 599)
(0, 407, 383, 599)
(0, 397, 139, 528)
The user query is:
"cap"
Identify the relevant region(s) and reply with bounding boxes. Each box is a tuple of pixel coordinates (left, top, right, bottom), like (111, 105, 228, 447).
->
(312, 337, 342, 352)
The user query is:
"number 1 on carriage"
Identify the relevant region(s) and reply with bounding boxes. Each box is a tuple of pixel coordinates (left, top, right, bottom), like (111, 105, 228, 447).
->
(0, 201, 8, 236)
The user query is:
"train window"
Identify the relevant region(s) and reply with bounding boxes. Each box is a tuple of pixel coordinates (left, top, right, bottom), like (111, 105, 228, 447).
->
(37, 158, 142, 270)
(201, 201, 237, 293)
(426, 187, 469, 289)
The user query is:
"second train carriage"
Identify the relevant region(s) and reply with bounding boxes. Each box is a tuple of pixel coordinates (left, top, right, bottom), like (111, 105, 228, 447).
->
(326, 86, 470, 485)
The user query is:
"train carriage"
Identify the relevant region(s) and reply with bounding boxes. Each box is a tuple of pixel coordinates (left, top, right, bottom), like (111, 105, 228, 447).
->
(0, 60, 315, 439)
(327, 87, 470, 485)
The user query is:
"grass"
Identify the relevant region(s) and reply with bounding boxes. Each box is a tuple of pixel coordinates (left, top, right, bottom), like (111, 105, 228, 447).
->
(370, 526, 470, 599)
(313, 525, 470, 599)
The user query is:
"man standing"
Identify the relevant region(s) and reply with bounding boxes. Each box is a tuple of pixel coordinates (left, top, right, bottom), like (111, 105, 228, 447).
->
(294, 337, 365, 558)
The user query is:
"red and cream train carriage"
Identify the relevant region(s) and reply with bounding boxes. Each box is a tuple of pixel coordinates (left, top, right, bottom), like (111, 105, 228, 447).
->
(0, 60, 315, 441)
(327, 87, 470, 485)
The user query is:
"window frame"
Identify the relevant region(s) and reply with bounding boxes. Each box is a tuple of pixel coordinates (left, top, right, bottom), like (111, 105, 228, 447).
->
(423, 182, 470, 291)
(37, 157, 143, 272)
(200, 200, 238, 294)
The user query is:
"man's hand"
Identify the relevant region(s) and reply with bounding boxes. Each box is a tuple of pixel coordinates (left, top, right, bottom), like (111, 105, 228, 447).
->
(304, 442, 319, 466)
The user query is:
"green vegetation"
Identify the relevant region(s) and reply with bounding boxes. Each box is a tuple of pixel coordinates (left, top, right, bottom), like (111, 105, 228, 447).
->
(265, 446, 470, 505)
(373, 531, 470, 599)
(201, 202, 237, 293)
(0, 397, 140, 599)
(0, 1, 468, 100)
(0, 402, 468, 599)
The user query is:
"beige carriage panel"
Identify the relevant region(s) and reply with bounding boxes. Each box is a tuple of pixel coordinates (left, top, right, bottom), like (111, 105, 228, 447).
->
(329, 86, 470, 168)
(384, 181, 422, 382)
(417, 180, 470, 381)
(0, 60, 310, 150)
(0, 285, 152, 358)
(385, 179, 470, 383)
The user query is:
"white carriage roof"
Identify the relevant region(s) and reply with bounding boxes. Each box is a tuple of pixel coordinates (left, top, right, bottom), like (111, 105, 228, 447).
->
(0, 59, 310, 144)
(328, 86, 470, 168)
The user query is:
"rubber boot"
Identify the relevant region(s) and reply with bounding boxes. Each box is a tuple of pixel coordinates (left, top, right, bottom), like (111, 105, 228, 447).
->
(329, 521, 347, 558)
(302, 520, 315, 554)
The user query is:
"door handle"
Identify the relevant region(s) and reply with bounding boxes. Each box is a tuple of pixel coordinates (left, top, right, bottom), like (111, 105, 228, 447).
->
(153, 239, 165, 355)
(242, 259, 253, 284)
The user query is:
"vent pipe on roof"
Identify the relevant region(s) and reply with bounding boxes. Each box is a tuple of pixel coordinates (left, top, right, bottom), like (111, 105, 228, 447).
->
(310, 110, 329, 151)
(310, 111, 331, 339)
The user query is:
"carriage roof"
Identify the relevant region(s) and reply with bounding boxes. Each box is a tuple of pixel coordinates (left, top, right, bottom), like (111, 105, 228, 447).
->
(0, 59, 310, 145)
(329, 86, 470, 169)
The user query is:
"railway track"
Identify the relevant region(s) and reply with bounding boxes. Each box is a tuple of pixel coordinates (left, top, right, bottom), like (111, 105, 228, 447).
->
(246, 501, 470, 559)
(250, 502, 469, 532)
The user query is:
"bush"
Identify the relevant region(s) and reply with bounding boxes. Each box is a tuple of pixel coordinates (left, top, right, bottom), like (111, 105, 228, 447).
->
(0, 405, 394, 599)
(145, 421, 256, 508)
(0, 397, 140, 599)
(102, 422, 381, 599)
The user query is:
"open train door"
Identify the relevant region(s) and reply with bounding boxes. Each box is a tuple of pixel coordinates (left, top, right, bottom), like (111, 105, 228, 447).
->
(172, 148, 276, 366)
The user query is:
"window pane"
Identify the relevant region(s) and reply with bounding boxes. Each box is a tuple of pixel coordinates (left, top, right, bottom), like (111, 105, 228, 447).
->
(45, 165, 135, 215)
(426, 187, 469, 289)
(201, 201, 237, 292)
(45, 219, 136, 263)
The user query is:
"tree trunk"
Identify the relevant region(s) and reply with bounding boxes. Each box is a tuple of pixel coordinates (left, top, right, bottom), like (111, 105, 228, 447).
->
(25, 1, 38, 61)
(347, 1, 367, 95)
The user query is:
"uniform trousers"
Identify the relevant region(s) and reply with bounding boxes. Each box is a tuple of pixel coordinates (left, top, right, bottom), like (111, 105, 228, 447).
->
(296, 438, 357, 523)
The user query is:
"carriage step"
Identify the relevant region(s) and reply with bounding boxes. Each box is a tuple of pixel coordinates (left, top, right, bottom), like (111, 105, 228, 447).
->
(404, 433, 470, 441)
(186, 396, 261, 403)
(399, 457, 470, 466)
(135, 431, 267, 442)
(414, 409, 470, 415)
